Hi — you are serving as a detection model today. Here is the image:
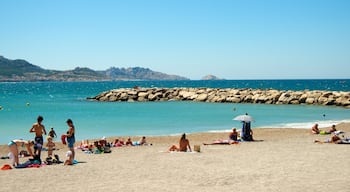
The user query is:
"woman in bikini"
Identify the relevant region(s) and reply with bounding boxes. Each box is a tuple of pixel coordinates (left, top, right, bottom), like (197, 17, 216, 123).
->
(8, 139, 34, 166)
(168, 133, 192, 152)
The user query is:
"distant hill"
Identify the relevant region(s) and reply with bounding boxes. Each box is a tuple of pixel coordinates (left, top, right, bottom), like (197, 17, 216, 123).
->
(106, 67, 187, 80)
(201, 75, 223, 80)
(0, 56, 47, 77)
(0, 56, 189, 81)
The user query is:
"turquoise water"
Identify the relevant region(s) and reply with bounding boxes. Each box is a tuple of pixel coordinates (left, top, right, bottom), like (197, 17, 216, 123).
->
(0, 80, 349, 144)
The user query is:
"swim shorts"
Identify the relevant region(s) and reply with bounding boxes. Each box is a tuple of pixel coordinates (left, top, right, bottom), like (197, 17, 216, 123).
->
(67, 137, 75, 148)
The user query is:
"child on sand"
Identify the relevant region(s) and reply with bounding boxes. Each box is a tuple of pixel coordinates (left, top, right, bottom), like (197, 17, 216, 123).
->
(46, 136, 55, 158)
(64, 151, 73, 165)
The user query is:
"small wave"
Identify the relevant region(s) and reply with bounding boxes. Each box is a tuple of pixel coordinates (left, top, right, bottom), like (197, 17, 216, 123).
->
(258, 119, 350, 129)
(208, 129, 232, 133)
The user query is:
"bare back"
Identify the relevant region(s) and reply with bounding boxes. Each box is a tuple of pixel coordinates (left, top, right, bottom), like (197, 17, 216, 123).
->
(179, 139, 190, 152)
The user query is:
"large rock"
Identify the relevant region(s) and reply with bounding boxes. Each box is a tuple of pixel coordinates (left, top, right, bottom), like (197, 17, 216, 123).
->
(89, 87, 350, 108)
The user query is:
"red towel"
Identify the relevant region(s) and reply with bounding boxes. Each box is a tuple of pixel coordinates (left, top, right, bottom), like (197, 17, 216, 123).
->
(61, 134, 67, 145)
(1, 164, 12, 170)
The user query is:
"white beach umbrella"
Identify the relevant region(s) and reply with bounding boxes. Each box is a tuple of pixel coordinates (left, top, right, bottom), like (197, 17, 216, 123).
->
(233, 114, 254, 122)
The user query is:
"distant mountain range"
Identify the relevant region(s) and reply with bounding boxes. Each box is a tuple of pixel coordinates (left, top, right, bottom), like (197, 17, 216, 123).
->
(0, 56, 189, 81)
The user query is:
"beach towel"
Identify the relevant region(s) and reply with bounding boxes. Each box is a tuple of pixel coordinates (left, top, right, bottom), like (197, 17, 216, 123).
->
(15, 161, 33, 169)
(61, 134, 67, 145)
(338, 140, 350, 144)
(1, 164, 12, 170)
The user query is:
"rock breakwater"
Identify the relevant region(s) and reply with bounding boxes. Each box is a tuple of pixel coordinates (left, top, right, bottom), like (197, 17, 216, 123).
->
(88, 88, 350, 108)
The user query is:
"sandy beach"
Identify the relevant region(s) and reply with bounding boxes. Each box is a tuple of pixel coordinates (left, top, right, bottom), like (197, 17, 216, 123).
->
(1, 123, 349, 192)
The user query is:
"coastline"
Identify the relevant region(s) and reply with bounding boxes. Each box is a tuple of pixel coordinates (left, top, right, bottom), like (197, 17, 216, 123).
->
(1, 123, 349, 191)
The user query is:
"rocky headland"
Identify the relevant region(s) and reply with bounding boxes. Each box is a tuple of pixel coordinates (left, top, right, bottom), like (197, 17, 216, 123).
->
(88, 87, 350, 108)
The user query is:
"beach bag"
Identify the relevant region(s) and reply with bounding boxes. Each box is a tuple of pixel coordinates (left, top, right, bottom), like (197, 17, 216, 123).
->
(103, 146, 112, 153)
(194, 145, 201, 152)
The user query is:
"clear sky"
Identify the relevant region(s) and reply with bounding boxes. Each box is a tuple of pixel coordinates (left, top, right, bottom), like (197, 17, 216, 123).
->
(1, 0, 349, 80)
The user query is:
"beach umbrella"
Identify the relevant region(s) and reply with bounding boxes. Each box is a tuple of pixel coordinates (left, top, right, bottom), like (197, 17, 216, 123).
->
(233, 114, 254, 122)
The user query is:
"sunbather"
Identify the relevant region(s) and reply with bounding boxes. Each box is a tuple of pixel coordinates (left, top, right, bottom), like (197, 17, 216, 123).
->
(203, 139, 239, 145)
(311, 123, 320, 134)
(168, 133, 192, 152)
(314, 134, 343, 144)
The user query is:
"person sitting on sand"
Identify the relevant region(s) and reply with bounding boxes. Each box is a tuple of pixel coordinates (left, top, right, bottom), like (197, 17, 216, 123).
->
(168, 133, 192, 152)
(326, 124, 337, 134)
(229, 128, 239, 141)
(311, 123, 320, 134)
(64, 150, 74, 165)
(8, 139, 35, 166)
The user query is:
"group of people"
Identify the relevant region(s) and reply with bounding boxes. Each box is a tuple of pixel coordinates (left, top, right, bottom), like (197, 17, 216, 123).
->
(312, 124, 349, 144)
(311, 123, 337, 135)
(78, 136, 151, 154)
(8, 115, 76, 167)
(168, 126, 248, 151)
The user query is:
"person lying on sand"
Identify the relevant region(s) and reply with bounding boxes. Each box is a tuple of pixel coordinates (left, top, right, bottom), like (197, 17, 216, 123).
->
(168, 133, 192, 152)
(314, 134, 349, 144)
(203, 139, 239, 145)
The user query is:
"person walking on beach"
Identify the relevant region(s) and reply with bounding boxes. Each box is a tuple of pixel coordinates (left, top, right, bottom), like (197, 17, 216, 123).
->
(169, 133, 192, 152)
(64, 119, 75, 165)
(48, 127, 57, 139)
(29, 115, 47, 159)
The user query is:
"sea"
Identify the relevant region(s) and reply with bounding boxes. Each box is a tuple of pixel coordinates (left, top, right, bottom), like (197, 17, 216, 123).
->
(0, 79, 349, 144)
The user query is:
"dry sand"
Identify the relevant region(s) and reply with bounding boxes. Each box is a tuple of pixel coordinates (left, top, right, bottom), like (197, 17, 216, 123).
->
(0, 123, 350, 192)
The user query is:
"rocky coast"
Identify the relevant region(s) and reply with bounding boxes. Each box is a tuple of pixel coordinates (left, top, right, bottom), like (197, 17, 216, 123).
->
(89, 87, 350, 107)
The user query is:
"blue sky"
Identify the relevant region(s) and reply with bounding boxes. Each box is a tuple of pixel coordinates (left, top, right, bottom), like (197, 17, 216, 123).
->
(0, 0, 349, 80)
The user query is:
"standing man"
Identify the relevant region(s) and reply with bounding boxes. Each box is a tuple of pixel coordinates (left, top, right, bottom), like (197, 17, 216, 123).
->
(29, 115, 47, 159)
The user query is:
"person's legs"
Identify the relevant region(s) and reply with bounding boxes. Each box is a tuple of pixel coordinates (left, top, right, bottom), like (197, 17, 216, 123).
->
(8, 143, 19, 166)
(35, 136, 43, 158)
(69, 147, 75, 161)
(168, 145, 179, 151)
(67, 137, 75, 160)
